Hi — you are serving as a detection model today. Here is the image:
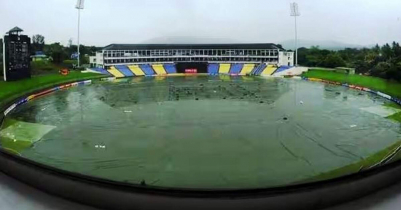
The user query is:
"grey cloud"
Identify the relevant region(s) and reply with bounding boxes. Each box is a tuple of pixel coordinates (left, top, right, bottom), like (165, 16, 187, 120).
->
(0, 0, 400, 47)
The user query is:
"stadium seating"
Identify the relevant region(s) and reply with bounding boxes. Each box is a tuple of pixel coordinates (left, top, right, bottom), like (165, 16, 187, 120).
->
(229, 64, 244, 75)
(257, 64, 267, 75)
(274, 66, 291, 74)
(251, 63, 266, 75)
(239, 64, 256, 75)
(164, 64, 177, 74)
(139, 64, 156, 76)
(115, 65, 135, 77)
(219, 64, 231, 74)
(95, 63, 289, 78)
(91, 67, 111, 75)
(128, 65, 146, 76)
(152, 64, 167, 75)
(208, 64, 219, 75)
(250, 64, 260, 75)
(107, 66, 125, 78)
(261, 65, 278, 76)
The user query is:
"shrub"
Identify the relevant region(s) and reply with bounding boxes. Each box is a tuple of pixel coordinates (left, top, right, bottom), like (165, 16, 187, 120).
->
(31, 60, 58, 72)
(61, 60, 78, 68)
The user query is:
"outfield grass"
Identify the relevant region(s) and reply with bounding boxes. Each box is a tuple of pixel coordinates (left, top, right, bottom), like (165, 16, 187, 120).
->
(299, 69, 401, 183)
(302, 69, 401, 98)
(308, 68, 349, 74)
(383, 103, 401, 123)
(303, 140, 401, 183)
(0, 71, 106, 107)
(0, 71, 106, 154)
(388, 112, 401, 123)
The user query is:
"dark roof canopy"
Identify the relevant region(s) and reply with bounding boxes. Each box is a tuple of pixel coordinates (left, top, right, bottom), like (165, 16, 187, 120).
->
(103, 43, 284, 51)
(7, 27, 23, 34)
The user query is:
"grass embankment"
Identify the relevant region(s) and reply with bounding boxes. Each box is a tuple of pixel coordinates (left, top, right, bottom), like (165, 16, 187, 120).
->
(302, 69, 401, 98)
(0, 71, 106, 107)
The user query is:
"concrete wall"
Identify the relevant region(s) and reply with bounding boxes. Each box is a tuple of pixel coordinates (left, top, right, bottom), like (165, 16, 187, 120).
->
(273, 67, 308, 76)
(278, 51, 294, 66)
(90, 52, 104, 67)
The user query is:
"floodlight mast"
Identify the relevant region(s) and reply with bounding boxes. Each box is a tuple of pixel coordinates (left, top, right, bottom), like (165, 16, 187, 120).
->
(290, 2, 300, 66)
(76, 0, 85, 68)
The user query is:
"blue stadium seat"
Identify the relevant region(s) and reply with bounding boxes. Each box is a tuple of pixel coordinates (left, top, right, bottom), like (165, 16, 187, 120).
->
(139, 64, 156, 76)
(115, 65, 135, 77)
(252, 63, 266, 75)
(257, 64, 267, 75)
(274, 66, 291, 74)
(250, 64, 259, 75)
(229, 64, 244, 75)
(91, 67, 111, 75)
(164, 64, 177, 74)
(208, 64, 219, 75)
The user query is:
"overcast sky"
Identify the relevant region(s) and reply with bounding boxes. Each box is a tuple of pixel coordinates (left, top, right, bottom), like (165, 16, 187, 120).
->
(1, 0, 401, 47)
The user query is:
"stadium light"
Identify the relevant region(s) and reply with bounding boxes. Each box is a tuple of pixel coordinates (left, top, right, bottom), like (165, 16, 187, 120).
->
(290, 2, 300, 66)
(76, 0, 85, 68)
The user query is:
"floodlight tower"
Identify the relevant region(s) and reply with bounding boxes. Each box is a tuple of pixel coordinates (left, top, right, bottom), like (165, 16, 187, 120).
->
(76, 0, 85, 68)
(290, 2, 300, 66)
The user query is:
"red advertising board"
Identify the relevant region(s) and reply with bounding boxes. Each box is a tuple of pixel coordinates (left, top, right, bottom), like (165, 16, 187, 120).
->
(185, 69, 197, 74)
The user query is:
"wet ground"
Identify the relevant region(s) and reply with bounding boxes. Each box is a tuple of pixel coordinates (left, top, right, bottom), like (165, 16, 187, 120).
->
(0, 76, 400, 189)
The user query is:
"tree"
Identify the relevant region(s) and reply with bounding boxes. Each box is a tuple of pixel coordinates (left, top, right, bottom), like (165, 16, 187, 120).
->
(373, 44, 380, 54)
(0, 38, 3, 60)
(381, 43, 393, 59)
(298, 41, 401, 81)
(297, 47, 309, 66)
(44, 42, 68, 64)
(322, 53, 346, 68)
(371, 62, 391, 79)
(392, 41, 401, 57)
(0, 38, 2, 76)
(32, 34, 45, 52)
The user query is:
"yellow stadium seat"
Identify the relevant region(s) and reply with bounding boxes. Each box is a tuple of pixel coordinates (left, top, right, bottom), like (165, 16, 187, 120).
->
(219, 64, 231, 74)
(152, 64, 167, 75)
(261, 65, 277, 76)
(107, 66, 125, 78)
(127, 65, 145, 76)
(240, 64, 256, 75)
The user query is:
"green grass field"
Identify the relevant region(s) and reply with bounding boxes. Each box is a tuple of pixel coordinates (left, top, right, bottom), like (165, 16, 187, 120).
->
(0, 72, 106, 107)
(303, 140, 401, 183)
(0, 119, 56, 154)
(388, 111, 401, 123)
(383, 103, 401, 123)
(302, 69, 401, 98)
(303, 69, 401, 123)
(299, 69, 401, 183)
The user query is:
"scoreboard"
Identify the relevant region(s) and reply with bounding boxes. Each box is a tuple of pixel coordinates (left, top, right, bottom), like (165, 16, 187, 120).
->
(3, 32, 31, 81)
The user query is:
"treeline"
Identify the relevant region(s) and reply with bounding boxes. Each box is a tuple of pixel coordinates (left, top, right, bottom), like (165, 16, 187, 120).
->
(42, 42, 100, 64)
(298, 42, 401, 81)
(0, 38, 3, 74)
(31, 34, 100, 64)
(0, 35, 101, 75)
(0, 35, 100, 65)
